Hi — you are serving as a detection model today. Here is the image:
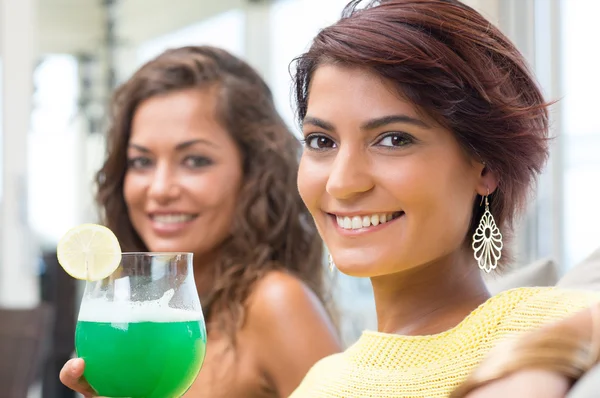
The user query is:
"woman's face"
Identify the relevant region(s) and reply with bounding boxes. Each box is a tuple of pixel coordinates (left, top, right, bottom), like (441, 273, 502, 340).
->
(124, 88, 243, 260)
(298, 65, 492, 277)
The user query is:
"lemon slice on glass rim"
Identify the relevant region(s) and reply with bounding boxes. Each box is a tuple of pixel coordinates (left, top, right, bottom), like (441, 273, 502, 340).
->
(57, 223, 122, 281)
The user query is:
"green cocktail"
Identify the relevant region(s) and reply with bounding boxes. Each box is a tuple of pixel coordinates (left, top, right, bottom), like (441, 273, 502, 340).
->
(74, 252, 206, 398)
(76, 318, 206, 397)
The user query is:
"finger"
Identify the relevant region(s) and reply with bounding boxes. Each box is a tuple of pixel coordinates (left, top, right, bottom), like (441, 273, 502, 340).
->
(59, 358, 98, 397)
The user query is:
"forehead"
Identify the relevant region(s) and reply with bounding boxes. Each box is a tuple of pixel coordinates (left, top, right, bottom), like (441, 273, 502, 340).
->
(306, 64, 422, 120)
(129, 88, 230, 144)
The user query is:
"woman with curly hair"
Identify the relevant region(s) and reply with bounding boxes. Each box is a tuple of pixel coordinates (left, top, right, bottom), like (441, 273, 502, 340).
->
(60, 45, 341, 397)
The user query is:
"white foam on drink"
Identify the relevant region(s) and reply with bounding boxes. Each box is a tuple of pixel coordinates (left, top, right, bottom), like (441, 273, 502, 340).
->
(78, 289, 203, 323)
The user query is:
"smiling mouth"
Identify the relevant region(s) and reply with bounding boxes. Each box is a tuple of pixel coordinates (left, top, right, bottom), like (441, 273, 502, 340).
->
(332, 211, 404, 230)
(150, 214, 198, 224)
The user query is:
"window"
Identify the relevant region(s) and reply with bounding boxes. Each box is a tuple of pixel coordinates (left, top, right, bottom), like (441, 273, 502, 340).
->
(561, 0, 600, 267)
(269, 0, 351, 135)
(29, 55, 80, 246)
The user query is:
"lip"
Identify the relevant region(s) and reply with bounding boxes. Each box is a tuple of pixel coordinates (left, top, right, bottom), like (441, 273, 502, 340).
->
(147, 210, 197, 215)
(328, 211, 401, 217)
(327, 212, 404, 236)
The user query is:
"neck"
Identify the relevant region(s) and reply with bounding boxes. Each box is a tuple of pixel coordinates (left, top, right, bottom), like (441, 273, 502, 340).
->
(371, 248, 490, 336)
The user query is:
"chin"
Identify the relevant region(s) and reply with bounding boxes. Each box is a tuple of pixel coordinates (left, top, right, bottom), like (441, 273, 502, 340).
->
(336, 264, 377, 278)
(338, 261, 415, 278)
(333, 252, 386, 278)
(332, 244, 418, 278)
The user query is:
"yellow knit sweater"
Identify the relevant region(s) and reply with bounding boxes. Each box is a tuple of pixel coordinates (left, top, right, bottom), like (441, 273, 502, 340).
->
(290, 287, 600, 398)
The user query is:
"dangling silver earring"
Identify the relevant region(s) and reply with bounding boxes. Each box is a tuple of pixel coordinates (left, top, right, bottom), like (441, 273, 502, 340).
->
(472, 190, 503, 273)
(328, 254, 335, 272)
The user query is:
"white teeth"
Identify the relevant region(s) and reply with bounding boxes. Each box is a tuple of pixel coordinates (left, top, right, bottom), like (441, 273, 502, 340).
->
(335, 212, 401, 230)
(362, 216, 370, 227)
(343, 217, 352, 229)
(152, 214, 195, 224)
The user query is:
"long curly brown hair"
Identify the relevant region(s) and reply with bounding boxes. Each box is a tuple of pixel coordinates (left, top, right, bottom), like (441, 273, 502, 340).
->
(96, 46, 327, 338)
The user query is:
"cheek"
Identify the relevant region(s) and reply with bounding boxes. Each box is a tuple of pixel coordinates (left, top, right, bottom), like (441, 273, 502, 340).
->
(386, 156, 476, 241)
(418, 167, 476, 247)
(219, 166, 243, 208)
(297, 155, 324, 214)
(187, 167, 242, 216)
(215, 180, 241, 219)
(205, 168, 242, 242)
(297, 160, 310, 207)
(123, 173, 141, 210)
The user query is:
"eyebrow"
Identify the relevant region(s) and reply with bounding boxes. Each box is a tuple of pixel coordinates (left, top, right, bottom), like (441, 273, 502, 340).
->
(303, 116, 335, 131)
(128, 139, 218, 152)
(361, 115, 430, 130)
(303, 114, 430, 132)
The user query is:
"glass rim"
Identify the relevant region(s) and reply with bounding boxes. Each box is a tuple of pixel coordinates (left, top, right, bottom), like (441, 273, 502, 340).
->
(120, 252, 193, 257)
(84, 252, 195, 282)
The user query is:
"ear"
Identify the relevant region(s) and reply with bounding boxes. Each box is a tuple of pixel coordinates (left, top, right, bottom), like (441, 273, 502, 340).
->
(475, 163, 499, 197)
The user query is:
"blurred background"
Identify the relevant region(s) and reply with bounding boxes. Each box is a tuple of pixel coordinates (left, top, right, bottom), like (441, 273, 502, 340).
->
(0, 0, 598, 396)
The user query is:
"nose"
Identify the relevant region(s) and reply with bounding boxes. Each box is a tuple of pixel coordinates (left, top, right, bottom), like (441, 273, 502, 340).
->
(147, 162, 180, 203)
(326, 146, 374, 200)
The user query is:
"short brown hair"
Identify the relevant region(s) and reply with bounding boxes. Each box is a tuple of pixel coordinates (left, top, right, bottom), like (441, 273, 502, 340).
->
(293, 0, 550, 266)
(98, 46, 326, 336)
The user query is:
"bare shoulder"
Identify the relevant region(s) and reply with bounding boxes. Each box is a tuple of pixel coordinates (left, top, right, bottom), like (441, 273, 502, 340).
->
(245, 270, 334, 331)
(242, 270, 342, 397)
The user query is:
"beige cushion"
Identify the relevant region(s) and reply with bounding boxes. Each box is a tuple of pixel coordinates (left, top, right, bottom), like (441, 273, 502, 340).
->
(557, 248, 600, 291)
(568, 363, 600, 398)
(485, 258, 558, 295)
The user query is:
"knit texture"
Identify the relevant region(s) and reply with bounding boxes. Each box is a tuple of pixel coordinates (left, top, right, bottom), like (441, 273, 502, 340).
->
(290, 287, 600, 398)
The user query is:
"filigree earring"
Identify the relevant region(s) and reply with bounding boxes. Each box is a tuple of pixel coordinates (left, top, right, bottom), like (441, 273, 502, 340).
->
(472, 190, 503, 273)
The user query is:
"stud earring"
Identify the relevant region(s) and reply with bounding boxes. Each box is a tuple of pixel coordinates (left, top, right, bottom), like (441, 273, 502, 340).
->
(472, 190, 503, 273)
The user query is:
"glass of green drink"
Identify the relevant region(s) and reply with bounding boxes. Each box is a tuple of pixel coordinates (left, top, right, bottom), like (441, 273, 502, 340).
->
(75, 252, 206, 398)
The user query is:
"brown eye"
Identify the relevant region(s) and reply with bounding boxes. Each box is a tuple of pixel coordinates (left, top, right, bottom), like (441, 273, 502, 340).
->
(305, 134, 337, 150)
(127, 157, 153, 169)
(376, 133, 414, 147)
(183, 156, 212, 168)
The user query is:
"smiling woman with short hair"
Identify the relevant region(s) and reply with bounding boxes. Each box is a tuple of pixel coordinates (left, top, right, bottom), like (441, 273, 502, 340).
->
(289, 1, 600, 397)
